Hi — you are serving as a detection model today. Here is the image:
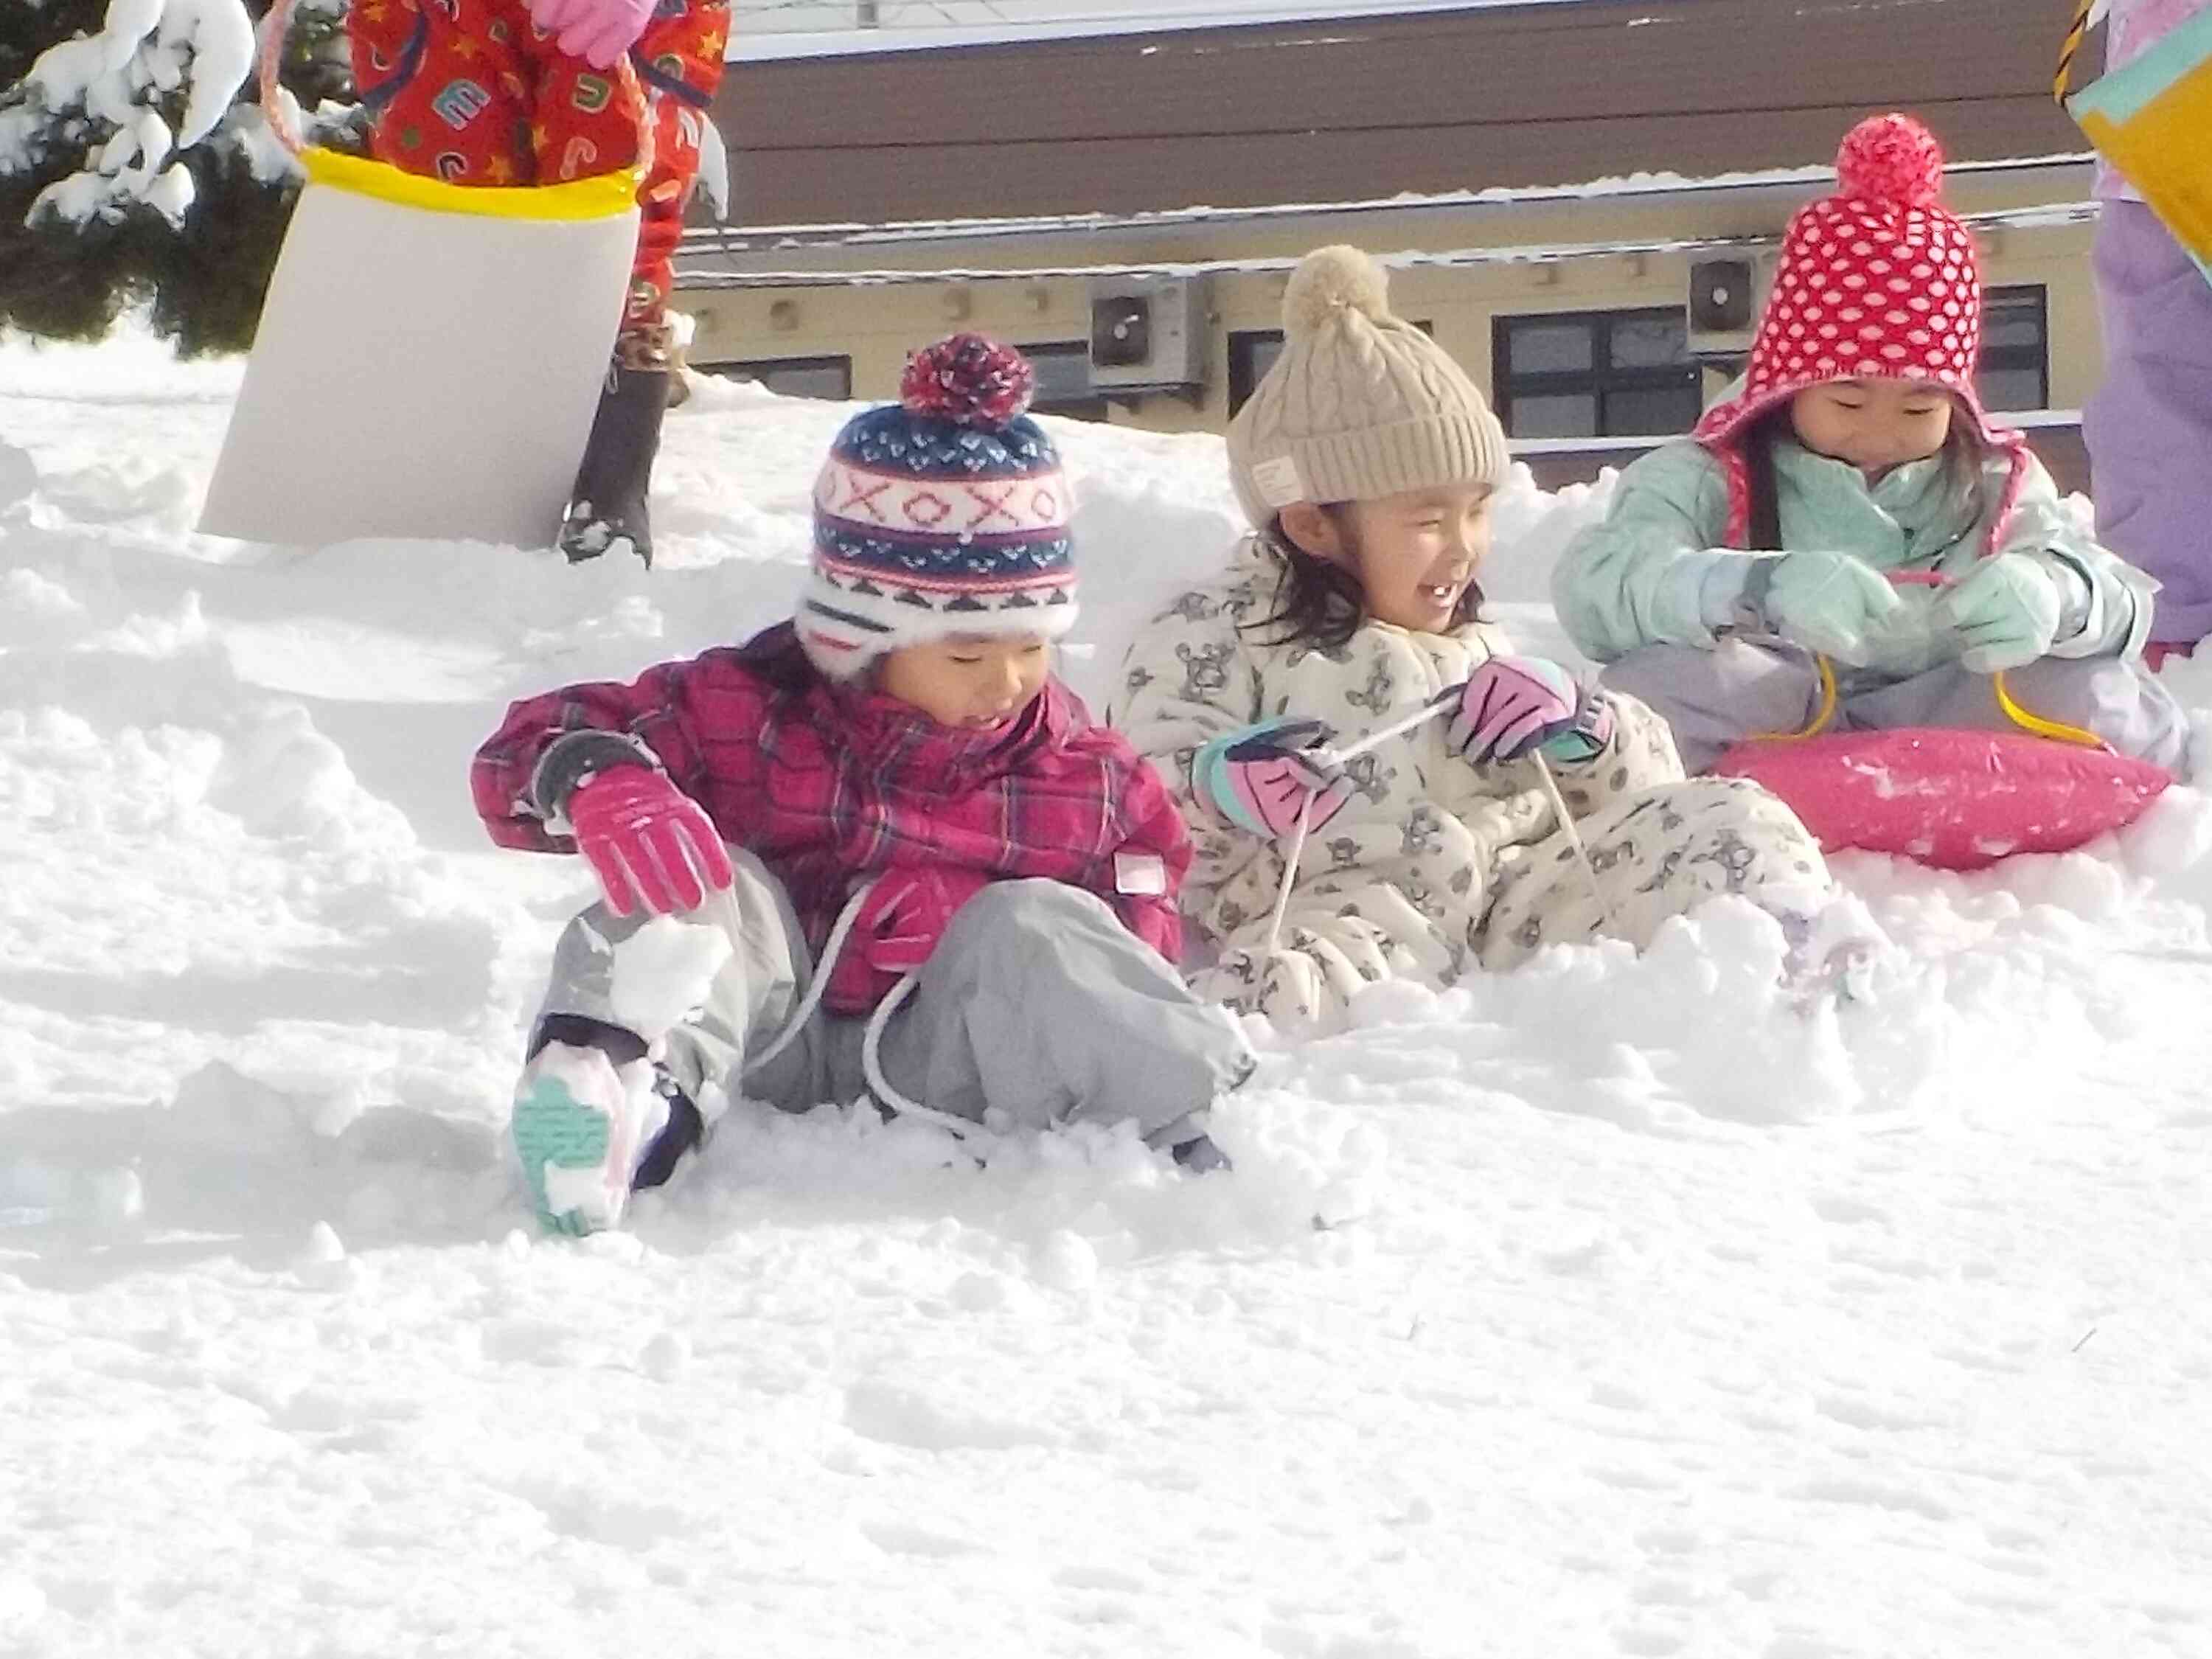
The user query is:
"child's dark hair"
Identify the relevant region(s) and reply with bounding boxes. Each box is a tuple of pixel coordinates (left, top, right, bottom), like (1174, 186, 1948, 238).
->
(1248, 504, 1489, 653)
(1742, 399, 1989, 550)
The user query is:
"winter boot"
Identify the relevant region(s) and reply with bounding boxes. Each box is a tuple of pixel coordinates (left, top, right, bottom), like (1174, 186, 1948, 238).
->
(511, 1015, 704, 1236)
(1150, 1109, 1234, 1175)
(559, 329, 674, 568)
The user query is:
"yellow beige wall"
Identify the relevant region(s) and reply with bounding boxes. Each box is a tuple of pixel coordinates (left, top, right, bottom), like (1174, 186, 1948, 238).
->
(679, 204, 2103, 428)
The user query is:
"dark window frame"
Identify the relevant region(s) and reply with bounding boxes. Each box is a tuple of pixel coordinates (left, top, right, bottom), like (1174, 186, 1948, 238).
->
(1977, 285, 2049, 412)
(1228, 320, 1434, 419)
(1492, 307, 1702, 440)
(698, 354, 853, 400)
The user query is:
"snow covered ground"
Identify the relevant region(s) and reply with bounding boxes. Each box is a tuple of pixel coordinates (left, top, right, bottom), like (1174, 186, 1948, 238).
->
(4, 327, 2212, 1657)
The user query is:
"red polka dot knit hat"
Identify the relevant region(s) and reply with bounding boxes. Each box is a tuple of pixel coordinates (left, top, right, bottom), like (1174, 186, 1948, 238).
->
(799, 334, 1077, 680)
(1691, 113, 2031, 552)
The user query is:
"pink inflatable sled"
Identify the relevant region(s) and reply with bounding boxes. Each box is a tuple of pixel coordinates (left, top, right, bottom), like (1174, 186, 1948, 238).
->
(1711, 572, 2173, 872)
(1714, 723, 2170, 871)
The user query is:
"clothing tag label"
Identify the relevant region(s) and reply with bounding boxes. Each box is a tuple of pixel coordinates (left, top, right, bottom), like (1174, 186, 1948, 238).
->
(1115, 852, 1168, 896)
(1249, 454, 1307, 509)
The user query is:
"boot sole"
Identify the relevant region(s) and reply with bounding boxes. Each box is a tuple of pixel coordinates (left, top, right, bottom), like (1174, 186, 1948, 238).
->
(512, 1074, 624, 1237)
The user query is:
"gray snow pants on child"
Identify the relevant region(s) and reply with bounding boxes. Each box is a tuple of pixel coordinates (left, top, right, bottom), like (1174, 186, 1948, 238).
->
(1601, 640, 2188, 776)
(531, 848, 1254, 1141)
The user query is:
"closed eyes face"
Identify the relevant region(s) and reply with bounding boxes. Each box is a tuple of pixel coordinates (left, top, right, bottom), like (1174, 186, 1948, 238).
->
(877, 634, 1051, 729)
(1790, 378, 1956, 481)
(1281, 483, 1495, 633)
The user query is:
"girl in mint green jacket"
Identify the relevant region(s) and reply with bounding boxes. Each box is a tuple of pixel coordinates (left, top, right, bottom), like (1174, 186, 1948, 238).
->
(1553, 114, 2183, 774)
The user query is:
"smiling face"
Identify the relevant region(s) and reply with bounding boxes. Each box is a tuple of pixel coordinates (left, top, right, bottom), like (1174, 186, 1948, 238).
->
(875, 633, 1051, 730)
(1789, 378, 1958, 481)
(1280, 483, 1495, 633)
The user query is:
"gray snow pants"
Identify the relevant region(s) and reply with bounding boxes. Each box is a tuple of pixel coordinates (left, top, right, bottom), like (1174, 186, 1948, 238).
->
(532, 848, 1253, 1140)
(1601, 640, 2188, 776)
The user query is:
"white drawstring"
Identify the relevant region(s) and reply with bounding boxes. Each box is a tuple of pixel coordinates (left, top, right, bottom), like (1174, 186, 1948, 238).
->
(730, 876, 994, 1147)
(859, 971, 995, 1144)
(737, 877, 878, 1080)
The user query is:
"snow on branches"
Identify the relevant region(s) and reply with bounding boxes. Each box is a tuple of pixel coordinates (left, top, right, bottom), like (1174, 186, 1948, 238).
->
(1, 0, 256, 227)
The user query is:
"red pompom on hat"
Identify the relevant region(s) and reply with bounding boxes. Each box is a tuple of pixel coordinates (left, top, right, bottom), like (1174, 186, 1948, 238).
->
(1834, 111, 1947, 209)
(1691, 112, 2031, 554)
(900, 332, 1037, 428)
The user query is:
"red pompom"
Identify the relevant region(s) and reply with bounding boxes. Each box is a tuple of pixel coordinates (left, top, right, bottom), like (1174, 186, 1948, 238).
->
(1834, 113, 1947, 209)
(900, 333, 1036, 427)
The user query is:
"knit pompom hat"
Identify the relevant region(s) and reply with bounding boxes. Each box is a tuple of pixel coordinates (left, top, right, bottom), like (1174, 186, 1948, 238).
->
(1225, 246, 1509, 529)
(799, 333, 1077, 681)
(1693, 112, 2031, 552)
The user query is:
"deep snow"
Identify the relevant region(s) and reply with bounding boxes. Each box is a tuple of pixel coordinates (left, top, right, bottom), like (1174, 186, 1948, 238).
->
(3, 327, 2211, 1658)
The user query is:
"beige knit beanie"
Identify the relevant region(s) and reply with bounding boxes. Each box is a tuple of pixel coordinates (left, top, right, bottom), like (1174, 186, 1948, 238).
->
(1225, 246, 1509, 530)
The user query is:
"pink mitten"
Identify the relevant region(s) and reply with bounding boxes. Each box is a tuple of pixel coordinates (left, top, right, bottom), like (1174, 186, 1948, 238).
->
(526, 0, 656, 70)
(1193, 717, 1357, 842)
(566, 767, 734, 917)
(1446, 657, 1611, 766)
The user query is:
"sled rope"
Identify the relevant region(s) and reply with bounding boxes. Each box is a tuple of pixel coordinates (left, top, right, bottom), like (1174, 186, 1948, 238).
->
(1532, 753, 1614, 927)
(1263, 793, 1316, 957)
(1265, 684, 1617, 956)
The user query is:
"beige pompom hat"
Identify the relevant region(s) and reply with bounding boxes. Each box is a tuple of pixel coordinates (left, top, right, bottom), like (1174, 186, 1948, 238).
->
(1225, 245, 1509, 529)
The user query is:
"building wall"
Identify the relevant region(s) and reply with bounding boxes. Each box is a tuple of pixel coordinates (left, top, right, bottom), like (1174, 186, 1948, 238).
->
(707, 0, 2080, 224)
(678, 203, 2105, 436)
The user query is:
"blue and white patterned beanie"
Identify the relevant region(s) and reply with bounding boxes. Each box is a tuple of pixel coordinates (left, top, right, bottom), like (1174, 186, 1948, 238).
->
(799, 334, 1078, 681)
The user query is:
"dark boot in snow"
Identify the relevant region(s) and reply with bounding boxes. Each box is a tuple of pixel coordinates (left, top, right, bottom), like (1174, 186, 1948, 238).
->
(560, 347, 672, 568)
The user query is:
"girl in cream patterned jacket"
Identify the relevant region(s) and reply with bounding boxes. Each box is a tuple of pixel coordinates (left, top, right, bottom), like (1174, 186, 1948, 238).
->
(1116, 247, 1862, 1032)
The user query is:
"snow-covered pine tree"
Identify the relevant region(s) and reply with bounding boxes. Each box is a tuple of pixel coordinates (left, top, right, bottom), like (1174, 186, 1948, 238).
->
(0, 0, 359, 352)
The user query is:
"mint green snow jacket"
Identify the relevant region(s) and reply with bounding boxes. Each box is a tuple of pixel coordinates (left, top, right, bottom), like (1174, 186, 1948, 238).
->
(1552, 437, 2156, 682)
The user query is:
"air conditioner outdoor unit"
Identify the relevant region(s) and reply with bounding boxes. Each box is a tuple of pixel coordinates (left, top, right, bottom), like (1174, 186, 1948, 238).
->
(1686, 255, 1765, 360)
(1087, 274, 1211, 396)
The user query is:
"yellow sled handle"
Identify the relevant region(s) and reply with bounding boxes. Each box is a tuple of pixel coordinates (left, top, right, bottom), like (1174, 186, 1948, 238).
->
(1753, 568, 2109, 750)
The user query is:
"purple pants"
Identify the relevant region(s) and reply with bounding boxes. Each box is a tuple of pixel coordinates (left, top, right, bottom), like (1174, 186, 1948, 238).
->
(2086, 199, 2212, 646)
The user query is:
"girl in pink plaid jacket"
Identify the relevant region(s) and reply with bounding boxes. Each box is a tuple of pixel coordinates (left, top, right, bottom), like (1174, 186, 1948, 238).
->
(473, 338, 1253, 1235)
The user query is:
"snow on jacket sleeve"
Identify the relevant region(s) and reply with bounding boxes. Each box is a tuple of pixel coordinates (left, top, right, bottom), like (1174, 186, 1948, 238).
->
(470, 654, 756, 853)
(1981, 451, 2157, 660)
(1553, 442, 1749, 663)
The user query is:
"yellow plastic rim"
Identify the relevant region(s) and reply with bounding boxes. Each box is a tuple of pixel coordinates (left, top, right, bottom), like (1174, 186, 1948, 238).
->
(1754, 654, 1840, 742)
(301, 146, 641, 221)
(1992, 670, 2107, 749)
(1752, 656, 2106, 750)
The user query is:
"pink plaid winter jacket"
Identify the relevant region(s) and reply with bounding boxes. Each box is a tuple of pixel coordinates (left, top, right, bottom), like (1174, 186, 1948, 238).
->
(472, 622, 1191, 1011)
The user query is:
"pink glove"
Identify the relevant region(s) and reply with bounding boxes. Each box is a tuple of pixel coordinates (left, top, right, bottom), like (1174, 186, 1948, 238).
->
(566, 767, 734, 917)
(1193, 717, 1357, 842)
(825, 869, 991, 1013)
(1445, 657, 1613, 767)
(526, 0, 656, 70)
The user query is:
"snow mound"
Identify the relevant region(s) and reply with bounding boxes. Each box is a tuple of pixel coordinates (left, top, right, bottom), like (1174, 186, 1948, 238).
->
(6, 322, 2212, 1657)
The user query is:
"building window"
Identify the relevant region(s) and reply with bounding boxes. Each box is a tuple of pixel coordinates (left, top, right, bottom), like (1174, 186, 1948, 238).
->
(1492, 309, 1703, 440)
(702, 355, 852, 401)
(1978, 286, 2048, 412)
(1020, 341, 1110, 422)
(1230, 321, 1433, 418)
(1228, 330, 1284, 417)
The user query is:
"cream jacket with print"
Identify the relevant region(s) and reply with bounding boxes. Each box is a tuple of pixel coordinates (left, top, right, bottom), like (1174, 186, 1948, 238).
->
(1113, 538, 1684, 990)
